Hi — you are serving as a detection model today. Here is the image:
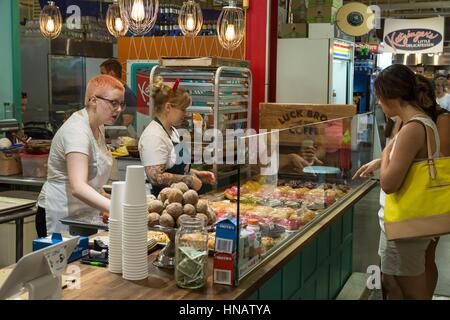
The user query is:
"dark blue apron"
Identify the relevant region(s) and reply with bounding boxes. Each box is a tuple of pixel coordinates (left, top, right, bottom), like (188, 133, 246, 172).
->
(150, 118, 190, 196)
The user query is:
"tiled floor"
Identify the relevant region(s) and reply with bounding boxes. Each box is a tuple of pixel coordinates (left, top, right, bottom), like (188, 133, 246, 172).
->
(353, 186, 450, 297)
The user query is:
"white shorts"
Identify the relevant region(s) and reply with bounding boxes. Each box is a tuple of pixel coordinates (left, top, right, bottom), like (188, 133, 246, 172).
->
(378, 230, 431, 276)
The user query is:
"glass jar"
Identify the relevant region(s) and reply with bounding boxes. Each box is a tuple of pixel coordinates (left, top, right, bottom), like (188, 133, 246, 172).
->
(175, 217, 208, 289)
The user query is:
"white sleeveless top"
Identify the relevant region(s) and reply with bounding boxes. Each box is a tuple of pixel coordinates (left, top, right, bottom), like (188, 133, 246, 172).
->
(378, 116, 441, 231)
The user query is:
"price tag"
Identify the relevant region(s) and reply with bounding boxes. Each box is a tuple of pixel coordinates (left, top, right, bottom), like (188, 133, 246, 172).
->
(44, 245, 69, 278)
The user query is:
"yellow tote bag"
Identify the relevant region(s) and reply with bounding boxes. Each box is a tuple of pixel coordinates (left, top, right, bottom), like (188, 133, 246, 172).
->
(384, 121, 450, 241)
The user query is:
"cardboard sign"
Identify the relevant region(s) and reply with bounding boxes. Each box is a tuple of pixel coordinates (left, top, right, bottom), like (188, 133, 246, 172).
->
(259, 103, 356, 148)
(383, 17, 445, 54)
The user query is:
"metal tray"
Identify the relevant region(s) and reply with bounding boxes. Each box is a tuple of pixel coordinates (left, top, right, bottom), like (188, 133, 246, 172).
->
(60, 211, 109, 231)
(0, 196, 36, 216)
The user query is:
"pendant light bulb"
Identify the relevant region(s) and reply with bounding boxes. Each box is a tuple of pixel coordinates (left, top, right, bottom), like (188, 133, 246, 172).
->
(217, 1, 245, 50)
(225, 24, 236, 41)
(46, 18, 55, 32)
(39, 1, 62, 39)
(106, 1, 129, 38)
(131, 0, 145, 22)
(186, 14, 195, 31)
(119, 0, 159, 36)
(178, 0, 203, 37)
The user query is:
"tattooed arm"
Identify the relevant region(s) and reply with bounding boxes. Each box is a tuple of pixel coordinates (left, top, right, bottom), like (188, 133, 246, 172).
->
(144, 165, 202, 190)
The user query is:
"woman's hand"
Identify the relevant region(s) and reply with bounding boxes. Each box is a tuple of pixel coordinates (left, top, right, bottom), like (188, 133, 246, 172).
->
(301, 146, 324, 166)
(352, 159, 381, 179)
(100, 189, 111, 199)
(192, 170, 216, 185)
(100, 211, 109, 224)
(191, 175, 203, 191)
(289, 153, 310, 172)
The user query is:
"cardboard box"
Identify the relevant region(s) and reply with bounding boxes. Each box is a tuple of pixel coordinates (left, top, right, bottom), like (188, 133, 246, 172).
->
(308, 23, 335, 39)
(306, 5, 338, 23)
(33, 233, 89, 263)
(0, 153, 22, 176)
(291, 0, 307, 23)
(279, 23, 308, 38)
(215, 217, 238, 254)
(308, 0, 343, 8)
(213, 252, 236, 285)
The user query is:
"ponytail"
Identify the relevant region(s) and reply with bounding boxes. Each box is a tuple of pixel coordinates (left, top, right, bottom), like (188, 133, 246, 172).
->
(414, 74, 439, 122)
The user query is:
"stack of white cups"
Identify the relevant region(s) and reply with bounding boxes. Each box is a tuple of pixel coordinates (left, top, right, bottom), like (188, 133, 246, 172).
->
(108, 181, 126, 274)
(122, 165, 149, 281)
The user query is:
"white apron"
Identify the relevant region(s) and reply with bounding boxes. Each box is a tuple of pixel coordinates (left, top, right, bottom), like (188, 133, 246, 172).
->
(46, 123, 112, 234)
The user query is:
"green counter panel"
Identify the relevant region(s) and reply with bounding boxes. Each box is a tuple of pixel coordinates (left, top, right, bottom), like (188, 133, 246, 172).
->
(258, 271, 282, 300)
(247, 208, 354, 300)
(301, 238, 317, 284)
(282, 254, 301, 299)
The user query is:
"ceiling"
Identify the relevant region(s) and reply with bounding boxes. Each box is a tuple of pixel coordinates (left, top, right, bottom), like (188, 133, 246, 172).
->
(343, 0, 450, 19)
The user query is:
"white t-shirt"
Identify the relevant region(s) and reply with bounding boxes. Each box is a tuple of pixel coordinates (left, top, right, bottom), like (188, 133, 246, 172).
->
(139, 120, 180, 169)
(38, 108, 107, 208)
(437, 93, 450, 111)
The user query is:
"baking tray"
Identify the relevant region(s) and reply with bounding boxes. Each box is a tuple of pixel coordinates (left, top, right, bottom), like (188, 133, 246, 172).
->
(0, 196, 36, 216)
(60, 211, 109, 231)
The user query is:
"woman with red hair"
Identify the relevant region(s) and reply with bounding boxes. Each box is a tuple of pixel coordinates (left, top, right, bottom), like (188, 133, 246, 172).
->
(36, 74, 125, 236)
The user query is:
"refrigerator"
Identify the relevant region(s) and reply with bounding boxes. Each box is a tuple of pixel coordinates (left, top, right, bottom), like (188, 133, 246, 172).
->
(21, 36, 113, 129)
(276, 38, 355, 105)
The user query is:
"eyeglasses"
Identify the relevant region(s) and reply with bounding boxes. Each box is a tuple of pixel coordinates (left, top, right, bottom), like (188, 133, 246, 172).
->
(95, 95, 126, 111)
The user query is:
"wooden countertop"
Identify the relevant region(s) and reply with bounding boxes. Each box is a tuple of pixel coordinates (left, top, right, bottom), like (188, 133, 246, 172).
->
(62, 180, 377, 300)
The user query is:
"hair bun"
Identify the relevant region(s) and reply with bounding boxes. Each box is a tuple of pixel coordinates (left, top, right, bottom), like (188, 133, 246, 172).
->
(414, 75, 435, 110)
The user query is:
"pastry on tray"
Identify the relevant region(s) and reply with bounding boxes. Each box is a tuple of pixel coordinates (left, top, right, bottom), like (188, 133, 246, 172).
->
(147, 231, 169, 244)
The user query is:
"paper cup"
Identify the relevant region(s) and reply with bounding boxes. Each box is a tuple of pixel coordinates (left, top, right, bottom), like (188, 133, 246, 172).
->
(124, 165, 146, 205)
(110, 182, 126, 221)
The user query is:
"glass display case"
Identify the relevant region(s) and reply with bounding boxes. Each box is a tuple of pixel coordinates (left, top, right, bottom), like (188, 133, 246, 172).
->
(149, 64, 252, 189)
(207, 112, 378, 285)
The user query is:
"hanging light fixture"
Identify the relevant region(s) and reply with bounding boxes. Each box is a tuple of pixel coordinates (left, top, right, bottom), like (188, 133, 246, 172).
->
(106, 0, 129, 38)
(39, 1, 62, 39)
(178, 0, 203, 37)
(217, 0, 245, 50)
(119, 0, 159, 36)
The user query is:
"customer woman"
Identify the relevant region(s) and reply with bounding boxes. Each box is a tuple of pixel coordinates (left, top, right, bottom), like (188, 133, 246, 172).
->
(36, 75, 125, 237)
(434, 76, 450, 111)
(139, 77, 216, 196)
(354, 75, 450, 299)
(353, 65, 441, 299)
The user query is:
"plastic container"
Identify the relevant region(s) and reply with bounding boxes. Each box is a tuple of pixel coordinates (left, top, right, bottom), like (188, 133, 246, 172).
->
(238, 227, 249, 262)
(19, 153, 48, 178)
(246, 219, 262, 257)
(175, 217, 208, 289)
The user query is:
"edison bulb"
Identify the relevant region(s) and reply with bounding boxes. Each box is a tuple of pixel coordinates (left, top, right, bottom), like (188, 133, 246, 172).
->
(114, 17, 124, 32)
(131, 0, 145, 22)
(225, 24, 236, 42)
(186, 14, 195, 31)
(46, 18, 55, 32)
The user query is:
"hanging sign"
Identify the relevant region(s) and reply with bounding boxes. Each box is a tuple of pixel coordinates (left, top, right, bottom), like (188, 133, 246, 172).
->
(383, 17, 445, 54)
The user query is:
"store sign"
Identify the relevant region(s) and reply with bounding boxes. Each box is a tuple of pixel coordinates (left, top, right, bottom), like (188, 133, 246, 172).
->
(383, 17, 445, 53)
(259, 103, 356, 146)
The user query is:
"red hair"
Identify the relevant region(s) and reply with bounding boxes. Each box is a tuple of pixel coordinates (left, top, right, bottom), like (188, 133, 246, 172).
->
(85, 74, 124, 105)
